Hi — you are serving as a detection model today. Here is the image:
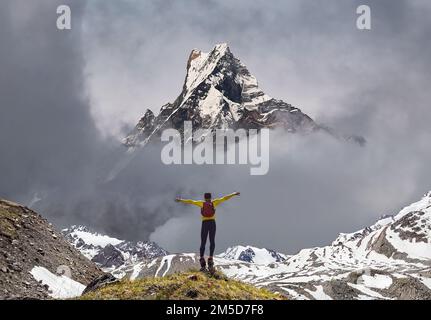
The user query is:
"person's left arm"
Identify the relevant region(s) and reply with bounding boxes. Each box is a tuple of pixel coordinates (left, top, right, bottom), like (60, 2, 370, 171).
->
(212, 192, 240, 207)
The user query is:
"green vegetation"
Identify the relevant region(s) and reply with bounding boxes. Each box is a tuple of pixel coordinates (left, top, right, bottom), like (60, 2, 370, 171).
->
(0, 206, 19, 239)
(81, 270, 286, 300)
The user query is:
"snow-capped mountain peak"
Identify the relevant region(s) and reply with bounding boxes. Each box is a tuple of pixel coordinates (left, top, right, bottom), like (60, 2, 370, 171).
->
(62, 225, 168, 270)
(63, 225, 123, 255)
(123, 43, 318, 147)
(218, 245, 288, 264)
(185, 43, 229, 94)
(394, 191, 431, 220)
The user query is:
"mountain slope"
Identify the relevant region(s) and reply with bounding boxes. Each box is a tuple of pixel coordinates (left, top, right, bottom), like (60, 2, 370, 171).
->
(0, 200, 104, 299)
(124, 43, 319, 148)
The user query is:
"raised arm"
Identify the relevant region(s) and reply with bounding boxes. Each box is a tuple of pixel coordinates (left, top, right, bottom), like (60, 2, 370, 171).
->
(212, 192, 240, 207)
(175, 198, 204, 208)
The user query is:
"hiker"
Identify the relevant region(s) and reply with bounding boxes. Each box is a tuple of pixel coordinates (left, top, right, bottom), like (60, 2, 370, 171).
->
(175, 192, 240, 272)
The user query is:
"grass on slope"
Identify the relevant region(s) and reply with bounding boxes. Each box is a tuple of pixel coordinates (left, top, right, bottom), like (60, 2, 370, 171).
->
(81, 270, 286, 300)
(0, 205, 19, 239)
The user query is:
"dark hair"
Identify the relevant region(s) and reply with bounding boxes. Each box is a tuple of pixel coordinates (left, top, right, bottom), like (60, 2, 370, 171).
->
(204, 193, 212, 200)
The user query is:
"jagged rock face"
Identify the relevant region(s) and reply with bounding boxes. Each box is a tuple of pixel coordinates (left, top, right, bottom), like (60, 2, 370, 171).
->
(391, 211, 430, 243)
(123, 110, 155, 147)
(82, 273, 119, 295)
(92, 244, 125, 269)
(322, 280, 361, 300)
(238, 248, 257, 263)
(115, 241, 167, 260)
(0, 200, 104, 299)
(386, 277, 431, 300)
(124, 43, 318, 147)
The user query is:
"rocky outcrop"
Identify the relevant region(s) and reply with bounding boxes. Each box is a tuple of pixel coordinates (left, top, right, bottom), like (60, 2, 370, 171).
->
(369, 227, 398, 258)
(386, 277, 431, 300)
(0, 199, 104, 299)
(322, 280, 360, 300)
(82, 273, 119, 295)
(92, 244, 125, 268)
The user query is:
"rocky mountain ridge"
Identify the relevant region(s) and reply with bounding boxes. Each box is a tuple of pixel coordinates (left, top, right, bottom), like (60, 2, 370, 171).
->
(62, 225, 168, 270)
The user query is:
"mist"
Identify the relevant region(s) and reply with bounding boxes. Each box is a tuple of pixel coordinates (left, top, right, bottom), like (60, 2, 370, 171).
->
(1, 0, 431, 254)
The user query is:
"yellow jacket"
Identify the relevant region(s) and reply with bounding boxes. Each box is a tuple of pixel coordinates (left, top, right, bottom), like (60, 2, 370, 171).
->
(177, 193, 238, 221)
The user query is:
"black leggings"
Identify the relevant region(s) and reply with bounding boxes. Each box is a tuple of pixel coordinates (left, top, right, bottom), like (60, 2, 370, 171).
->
(200, 220, 216, 257)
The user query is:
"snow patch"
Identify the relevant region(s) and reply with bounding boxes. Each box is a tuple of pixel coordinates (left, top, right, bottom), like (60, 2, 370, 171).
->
(386, 226, 431, 260)
(185, 43, 228, 95)
(130, 262, 144, 280)
(359, 274, 393, 289)
(30, 266, 85, 299)
(304, 286, 333, 300)
(348, 283, 387, 299)
(70, 230, 123, 248)
(198, 86, 223, 123)
(420, 277, 431, 290)
(155, 254, 176, 277)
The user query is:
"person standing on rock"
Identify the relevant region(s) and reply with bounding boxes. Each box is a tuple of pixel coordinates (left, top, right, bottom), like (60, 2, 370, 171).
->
(175, 192, 240, 273)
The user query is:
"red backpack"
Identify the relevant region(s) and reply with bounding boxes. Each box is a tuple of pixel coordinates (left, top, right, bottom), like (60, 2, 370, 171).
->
(201, 201, 215, 218)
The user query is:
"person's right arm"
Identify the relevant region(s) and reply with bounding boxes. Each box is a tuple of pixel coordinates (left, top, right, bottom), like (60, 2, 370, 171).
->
(175, 198, 204, 208)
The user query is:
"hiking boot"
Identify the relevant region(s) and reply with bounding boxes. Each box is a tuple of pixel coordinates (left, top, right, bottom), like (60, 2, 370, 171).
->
(199, 257, 207, 271)
(208, 257, 215, 274)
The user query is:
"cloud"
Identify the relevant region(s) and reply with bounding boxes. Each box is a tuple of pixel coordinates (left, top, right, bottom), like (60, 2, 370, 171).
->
(0, 0, 103, 201)
(149, 130, 431, 254)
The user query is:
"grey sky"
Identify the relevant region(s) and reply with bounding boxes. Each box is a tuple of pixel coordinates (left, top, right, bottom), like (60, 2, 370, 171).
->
(1, 0, 431, 254)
